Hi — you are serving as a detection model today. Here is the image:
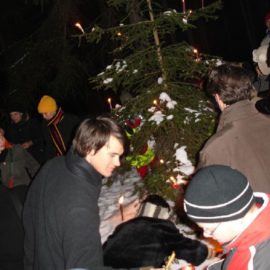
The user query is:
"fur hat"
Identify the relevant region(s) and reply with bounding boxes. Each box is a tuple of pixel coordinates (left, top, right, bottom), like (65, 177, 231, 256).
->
(138, 194, 171, 220)
(252, 45, 270, 75)
(37, 95, 57, 113)
(184, 165, 255, 223)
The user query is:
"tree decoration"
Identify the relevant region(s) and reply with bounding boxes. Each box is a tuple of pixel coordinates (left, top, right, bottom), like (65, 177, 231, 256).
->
(82, 0, 223, 200)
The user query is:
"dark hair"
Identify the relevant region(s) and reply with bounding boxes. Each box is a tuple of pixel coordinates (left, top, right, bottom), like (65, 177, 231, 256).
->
(206, 64, 254, 105)
(72, 116, 127, 157)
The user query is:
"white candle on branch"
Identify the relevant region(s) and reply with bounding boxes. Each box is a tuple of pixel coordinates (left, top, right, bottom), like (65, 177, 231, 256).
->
(74, 22, 85, 34)
(107, 98, 113, 111)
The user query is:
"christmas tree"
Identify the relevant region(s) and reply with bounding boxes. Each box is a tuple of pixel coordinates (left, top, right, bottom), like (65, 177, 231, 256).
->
(80, 0, 223, 200)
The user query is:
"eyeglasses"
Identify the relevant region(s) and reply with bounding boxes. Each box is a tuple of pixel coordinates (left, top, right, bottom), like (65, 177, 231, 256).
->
(203, 223, 222, 237)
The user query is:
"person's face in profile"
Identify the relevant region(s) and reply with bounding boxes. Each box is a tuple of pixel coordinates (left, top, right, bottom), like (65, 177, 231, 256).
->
(85, 135, 124, 177)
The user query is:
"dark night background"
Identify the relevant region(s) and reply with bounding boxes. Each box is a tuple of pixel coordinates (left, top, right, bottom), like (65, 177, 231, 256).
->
(0, 0, 270, 116)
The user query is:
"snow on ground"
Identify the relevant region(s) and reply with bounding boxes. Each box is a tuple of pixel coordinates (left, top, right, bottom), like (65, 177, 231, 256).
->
(98, 168, 219, 270)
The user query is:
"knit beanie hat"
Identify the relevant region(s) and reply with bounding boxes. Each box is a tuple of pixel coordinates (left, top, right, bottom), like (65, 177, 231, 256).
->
(37, 95, 57, 113)
(252, 44, 270, 75)
(184, 165, 255, 223)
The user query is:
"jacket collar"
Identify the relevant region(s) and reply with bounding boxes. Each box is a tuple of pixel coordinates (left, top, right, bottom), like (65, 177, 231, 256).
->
(65, 147, 102, 187)
(217, 100, 256, 131)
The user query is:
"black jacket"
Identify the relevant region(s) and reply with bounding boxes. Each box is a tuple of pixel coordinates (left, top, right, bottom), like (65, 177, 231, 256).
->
(23, 149, 105, 270)
(5, 117, 44, 164)
(103, 216, 208, 268)
(41, 113, 80, 161)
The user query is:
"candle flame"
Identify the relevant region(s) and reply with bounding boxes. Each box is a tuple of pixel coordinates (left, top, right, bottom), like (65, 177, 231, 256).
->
(170, 176, 177, 184)
(153, 99, 158, 105)
(193, 48, 198, 54)
(75, 22, 85, 34)
(160, 159, 164, 164)
(118, 195, 124, 205)
(108, 98, 111, 103)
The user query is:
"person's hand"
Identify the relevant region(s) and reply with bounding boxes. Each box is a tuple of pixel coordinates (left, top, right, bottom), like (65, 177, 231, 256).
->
(21, 140, 33, 149)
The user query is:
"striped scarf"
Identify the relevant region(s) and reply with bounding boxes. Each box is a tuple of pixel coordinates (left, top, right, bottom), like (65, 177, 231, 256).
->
(48, 108, 66, 156)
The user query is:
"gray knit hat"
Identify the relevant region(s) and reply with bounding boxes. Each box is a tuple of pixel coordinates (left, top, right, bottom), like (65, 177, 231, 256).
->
(184, 165, 255, 223)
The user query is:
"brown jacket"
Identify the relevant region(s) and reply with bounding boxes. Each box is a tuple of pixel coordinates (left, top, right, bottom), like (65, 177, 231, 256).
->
(198, 99, 270, 192)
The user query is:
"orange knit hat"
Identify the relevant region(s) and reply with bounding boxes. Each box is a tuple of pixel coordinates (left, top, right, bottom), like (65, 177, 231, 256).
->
(37, 95, 57, 113)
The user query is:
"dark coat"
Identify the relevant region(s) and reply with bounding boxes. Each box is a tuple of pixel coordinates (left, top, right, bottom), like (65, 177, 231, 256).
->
(24, 149, 135, 270)
(41, 113, 80, 161)
(5, 117, 44, 164)
(103, 216, 208, 268)
(0, 185, 27, 270)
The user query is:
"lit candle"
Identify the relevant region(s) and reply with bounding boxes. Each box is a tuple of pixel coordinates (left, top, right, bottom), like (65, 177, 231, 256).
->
(107, 98, 113, 111)
(193, 48, 199, 61)
(153, 99, 162, 110)
(165, 251, 176, 270)
(182, 0, 186, 14)
(118, 195, 124, 221)
(170, 176, 177, 184)
(74, 22, 85, 34)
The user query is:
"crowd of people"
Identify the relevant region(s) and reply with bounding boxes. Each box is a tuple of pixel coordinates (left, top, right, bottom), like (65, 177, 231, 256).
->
(1, 9, 270, 270)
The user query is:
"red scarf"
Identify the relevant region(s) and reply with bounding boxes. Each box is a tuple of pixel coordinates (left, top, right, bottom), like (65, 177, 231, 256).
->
(48, 108, 66, 156)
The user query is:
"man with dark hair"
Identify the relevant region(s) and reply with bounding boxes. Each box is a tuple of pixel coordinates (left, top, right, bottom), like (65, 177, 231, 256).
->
(184, 165, 270, 269)
(23, 116, 156, 270)
(103, 194, 213, 268)
(198, 64, 270, 192)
